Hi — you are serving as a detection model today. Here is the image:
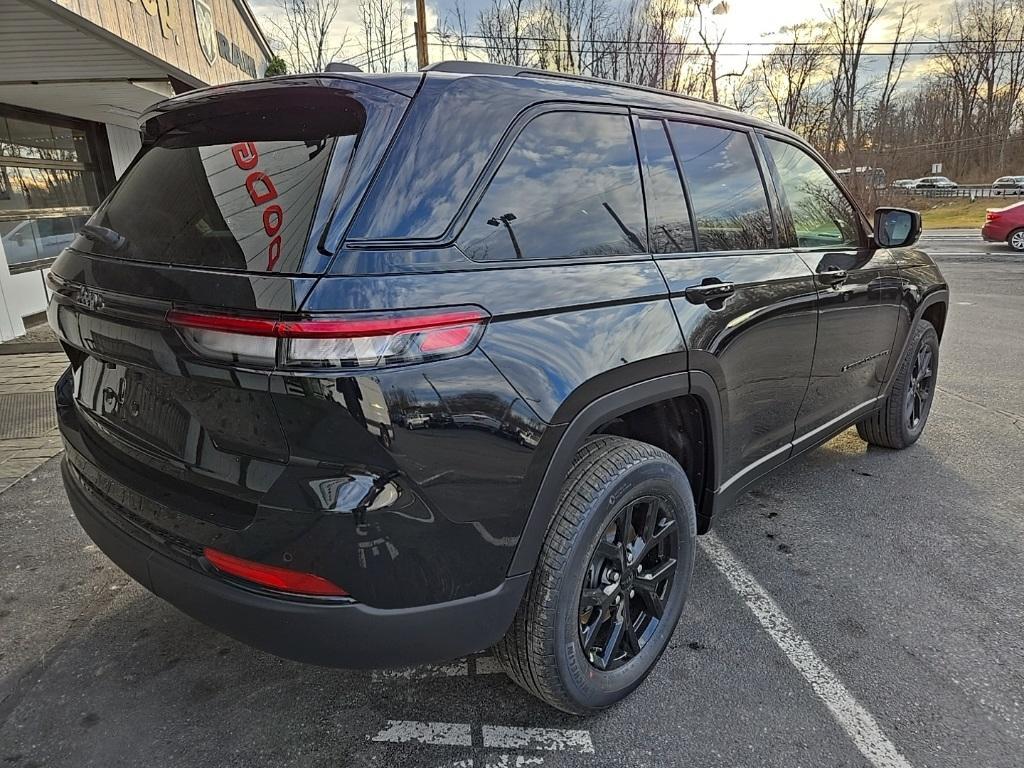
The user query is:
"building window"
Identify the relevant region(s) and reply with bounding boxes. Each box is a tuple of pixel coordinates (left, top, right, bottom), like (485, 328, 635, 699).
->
(0, 107, 105, 273)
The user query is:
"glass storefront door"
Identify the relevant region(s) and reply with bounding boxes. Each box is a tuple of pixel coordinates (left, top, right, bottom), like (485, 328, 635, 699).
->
(0, 107, 106, 273)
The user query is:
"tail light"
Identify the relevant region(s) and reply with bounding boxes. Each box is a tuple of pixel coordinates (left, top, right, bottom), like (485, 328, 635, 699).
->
(167, 306, 489, 370)
(204, 547, 348, 597)
(986, 210, 1000, 221)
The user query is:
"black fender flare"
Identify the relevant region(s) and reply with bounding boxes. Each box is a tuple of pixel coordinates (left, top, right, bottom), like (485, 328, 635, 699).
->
(884, 287, 949, 396)
(507, 370, 724, 577)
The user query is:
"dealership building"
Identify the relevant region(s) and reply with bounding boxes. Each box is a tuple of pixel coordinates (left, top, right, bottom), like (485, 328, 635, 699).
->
(0, 0, 272, 340)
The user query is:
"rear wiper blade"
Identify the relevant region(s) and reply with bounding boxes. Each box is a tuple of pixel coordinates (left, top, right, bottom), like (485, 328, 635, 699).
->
(80, 224, 129, 251)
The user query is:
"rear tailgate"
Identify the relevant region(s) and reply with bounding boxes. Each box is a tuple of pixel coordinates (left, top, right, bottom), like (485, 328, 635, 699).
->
(48, 76, 410, 531)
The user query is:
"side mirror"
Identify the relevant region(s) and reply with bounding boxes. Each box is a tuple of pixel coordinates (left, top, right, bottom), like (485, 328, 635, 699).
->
(874, 207, 921, 248)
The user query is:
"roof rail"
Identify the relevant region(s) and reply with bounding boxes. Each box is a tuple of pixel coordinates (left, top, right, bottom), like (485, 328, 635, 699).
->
(421, 60, 730, 111)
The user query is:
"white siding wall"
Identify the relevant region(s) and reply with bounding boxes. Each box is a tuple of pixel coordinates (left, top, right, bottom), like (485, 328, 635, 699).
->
(106, 123, 142, 178)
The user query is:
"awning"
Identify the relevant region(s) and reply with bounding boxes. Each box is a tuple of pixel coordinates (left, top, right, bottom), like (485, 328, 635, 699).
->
(0, 0, 201, 127)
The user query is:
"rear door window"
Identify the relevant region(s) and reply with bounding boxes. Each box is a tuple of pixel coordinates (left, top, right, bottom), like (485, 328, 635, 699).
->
(76, 95, 369, 274)
(667, 122, 775, 251)
(459, 111, 646, 262)
(636, 119, 695, 254)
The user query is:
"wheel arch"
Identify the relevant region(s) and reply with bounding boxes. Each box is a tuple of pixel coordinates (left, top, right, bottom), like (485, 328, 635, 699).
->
(884, 287, 948, 399)
(507, 369, 724, 577)
(921, 299, 947, 341)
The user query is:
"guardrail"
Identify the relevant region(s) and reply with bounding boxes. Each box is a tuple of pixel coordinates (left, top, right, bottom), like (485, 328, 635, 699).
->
(892, 186, 1023, 199)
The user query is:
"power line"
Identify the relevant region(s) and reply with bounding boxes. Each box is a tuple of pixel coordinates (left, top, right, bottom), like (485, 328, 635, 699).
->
(883, 133, 1024, 154)
(342, 36, 414, 68)
(348, 42, 419, 71)
(339, 33, 415, 67)
(429, 31, 1008, 47)
(427, 38, 1024, 57)
(883, 131, 1022, 152)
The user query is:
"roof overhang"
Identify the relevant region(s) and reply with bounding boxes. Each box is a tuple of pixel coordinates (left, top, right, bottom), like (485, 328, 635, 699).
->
(0, 0, 210, 126)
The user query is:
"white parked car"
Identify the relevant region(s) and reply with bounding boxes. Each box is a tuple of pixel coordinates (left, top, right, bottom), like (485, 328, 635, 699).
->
(913, 176, 958, 189)
(891, 179, 917, 189)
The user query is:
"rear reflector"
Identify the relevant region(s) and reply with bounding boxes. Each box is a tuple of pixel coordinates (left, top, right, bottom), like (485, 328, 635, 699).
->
(203, 547, 348, 597)
(167, 307, 489, 369)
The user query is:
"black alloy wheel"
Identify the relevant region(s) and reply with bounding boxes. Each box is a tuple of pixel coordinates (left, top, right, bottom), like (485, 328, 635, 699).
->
(856, 319, 939, 449)
(493, 435, 696, 714)
(578, 495, 678, 671)
(905, 342, 935, 431)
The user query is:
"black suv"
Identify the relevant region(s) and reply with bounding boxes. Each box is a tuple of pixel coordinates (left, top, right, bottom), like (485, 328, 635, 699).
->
(49, 62, 948, 714)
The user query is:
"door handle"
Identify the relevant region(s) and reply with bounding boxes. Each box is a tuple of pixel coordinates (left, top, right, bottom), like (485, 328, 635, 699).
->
(684, 279, 736, 306)
(817, 268, 848, 287)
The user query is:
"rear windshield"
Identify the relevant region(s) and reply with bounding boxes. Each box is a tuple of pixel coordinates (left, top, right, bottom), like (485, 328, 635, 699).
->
(74, 102, 363, 274)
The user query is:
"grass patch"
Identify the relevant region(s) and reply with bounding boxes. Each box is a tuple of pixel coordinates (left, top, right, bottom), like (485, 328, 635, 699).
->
(894, 195, 1018, 229)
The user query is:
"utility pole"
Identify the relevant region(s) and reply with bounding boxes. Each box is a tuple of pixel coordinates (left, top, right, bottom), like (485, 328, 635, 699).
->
(414, 0, 429, 69)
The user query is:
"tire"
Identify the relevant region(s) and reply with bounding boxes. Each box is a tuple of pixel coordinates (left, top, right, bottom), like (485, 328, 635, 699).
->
(493, 435, 696, 714)
(856, 319, 939, 449)
(1008, 229, 1024, 251)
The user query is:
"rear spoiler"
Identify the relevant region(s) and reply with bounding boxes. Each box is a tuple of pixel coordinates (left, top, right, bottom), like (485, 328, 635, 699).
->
(139, 74, 420, 143)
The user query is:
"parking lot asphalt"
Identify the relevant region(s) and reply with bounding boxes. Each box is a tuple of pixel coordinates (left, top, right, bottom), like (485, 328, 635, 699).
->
(1, 232, 1021, 768)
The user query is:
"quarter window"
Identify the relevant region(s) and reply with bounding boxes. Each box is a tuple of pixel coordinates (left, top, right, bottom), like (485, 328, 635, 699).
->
(460, 111, 646, 261)
(637, 119, 695, 254)
(667, 122, 774, 251)
(766, 138, 861, 248)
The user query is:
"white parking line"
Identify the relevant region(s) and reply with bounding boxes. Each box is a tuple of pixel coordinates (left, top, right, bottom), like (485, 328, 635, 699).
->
(370, 720, 472, 746)
(482, 726, 595, 754)
(371, 721, 593, 756)
(440, 757, 544, 768)
(699, 532, 913, 768)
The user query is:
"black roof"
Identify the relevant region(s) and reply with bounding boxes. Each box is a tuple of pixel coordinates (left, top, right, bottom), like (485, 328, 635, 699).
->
(418, 60, 791, 137)
(143, 61, 793, 140)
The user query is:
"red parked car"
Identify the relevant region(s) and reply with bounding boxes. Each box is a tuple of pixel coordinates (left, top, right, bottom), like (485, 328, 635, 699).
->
(982, 200, 1024, 250)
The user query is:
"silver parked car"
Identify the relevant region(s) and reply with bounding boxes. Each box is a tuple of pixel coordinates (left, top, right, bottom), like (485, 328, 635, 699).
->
(991, 175, 1024, 194)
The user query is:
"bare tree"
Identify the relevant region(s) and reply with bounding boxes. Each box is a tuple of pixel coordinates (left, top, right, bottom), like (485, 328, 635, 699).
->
(692, 0, 748, 103)
(824, 0, 887, 179)
(936, 0, 1024, 174)
(263, 0, 348, 73)
(588, 0, 697, 88)
(435, 0, 474, 61)
(758, 23, 830, 131)
(359, 0, 411, 73)
(864, 0, 917, 192)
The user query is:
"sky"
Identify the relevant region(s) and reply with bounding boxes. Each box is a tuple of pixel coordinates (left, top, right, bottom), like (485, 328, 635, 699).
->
(247, 0, 958, 85)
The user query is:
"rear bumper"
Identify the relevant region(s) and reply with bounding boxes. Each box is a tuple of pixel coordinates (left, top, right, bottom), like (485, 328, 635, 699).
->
(981, 224, 1007, 242)
(62, 456, 528, 668)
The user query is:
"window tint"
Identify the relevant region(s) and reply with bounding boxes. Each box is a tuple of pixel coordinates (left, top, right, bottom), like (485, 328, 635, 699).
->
(668, 122, 774, 251)
(637, 119, 695, 254)
(460, 111, 646, 261)
(77, 93, 374, 274)
(767, 138, 861, 248)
